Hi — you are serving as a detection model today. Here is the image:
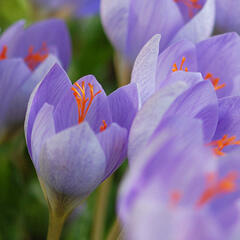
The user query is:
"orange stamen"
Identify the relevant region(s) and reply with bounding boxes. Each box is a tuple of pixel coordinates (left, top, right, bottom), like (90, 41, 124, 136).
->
(100, 120, 107, 132)
(0, 45, 7, 60)
(204, 73, 226, 91)
(169, 190, 182, 207)
(174, 0, 202, 18)
(196, 171, 238, 207)
(172, 56, 188, 72)
(24, 42, 48, 70)
(71, 81, 101, 124)
(207, 135, 240, 156)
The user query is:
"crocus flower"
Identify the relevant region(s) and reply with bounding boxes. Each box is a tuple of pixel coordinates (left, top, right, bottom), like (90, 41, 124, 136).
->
(101, 0, 215, 64)
(33, 0, 100, 17)
(215, 0, 240, 34)
(24, 63, 138, 222)
(119, 116, 240, 240)
(0, 19, 71, 140)
(132, 33, 240, 106)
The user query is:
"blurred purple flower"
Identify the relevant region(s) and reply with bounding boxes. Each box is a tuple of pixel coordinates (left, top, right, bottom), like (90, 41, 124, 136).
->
(33, 0, 100, 17)
(0, 19, 71, 139)
(216, 0, 240, 34)
(101, 0, 215, 63)
(24, 63, 138, 211)
(119, 116, 240, 240)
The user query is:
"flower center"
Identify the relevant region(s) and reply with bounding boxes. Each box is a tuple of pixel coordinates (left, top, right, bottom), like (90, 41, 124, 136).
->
(204, 73, 226, 91)
(71, 81, 102, 124)
(0, 45, 7, 60)
(172, 56, 188, 72)
(174, 0, 202, 18)
(196, 171, 238, 207)
(100, 120, 107, 132)
(24, 42, 48, 70)
(207, 135, 240, 156)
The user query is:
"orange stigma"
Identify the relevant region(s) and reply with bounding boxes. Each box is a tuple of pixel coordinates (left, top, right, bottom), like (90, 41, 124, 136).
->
(196, 171, 238, 207)
(24, 42, 48, 70)
(72, 81, 101, 124)
(207, 135, 240, 156)
(169, 190, 182, 207)
(100, 120, 107, 132)
(172, 57, 188, 72)
(174, 0, 202, 18)
(204, 73, 226, 91)
(0, 45, 7, 60)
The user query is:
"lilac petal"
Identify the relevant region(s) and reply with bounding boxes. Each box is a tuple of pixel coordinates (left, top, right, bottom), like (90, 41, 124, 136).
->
(172, 0, 215, 44)
(97, 123, 127, 180)
(0, 59, 30, 138)
(196, 33, 240, 98)
(212, 97, 240, 153)
(121, 116, 213, 221)
(131, 34, 160, 106)
(0, 20, 25, 55)
(22, 54, 60, 95)
(108, 83, 138, 131)
(54, 75, 112, 133)
(156, 40, 197, 88)
(165, 81, 218, 142)
(39, 122, 106, 198)
(31, 103, 56, 172)
(128, 81, 189, 161)
(25, 63, 71, 157)
(163, 71, 203, 89)
(216, 0, 240, 33)
(126, 0, 184, 61)
(11, 19, 71, 70)
(100, 0, 130, 55)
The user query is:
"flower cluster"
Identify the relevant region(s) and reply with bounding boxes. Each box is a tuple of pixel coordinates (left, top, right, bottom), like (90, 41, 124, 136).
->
(3, 0, 240, 239)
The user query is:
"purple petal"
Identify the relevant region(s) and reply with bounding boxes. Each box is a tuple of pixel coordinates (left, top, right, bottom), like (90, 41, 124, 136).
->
(97, 123, 127, 180)
(100, 0, 130, 55)
(108, 83, 138, 131)
(128, 81, 189, 161)
(216, 0, 240, 33)
(165, 81, 218, 142)
(196, 33, 240, 98)
(25, 63, 71, 157)
(172, 0, 215, 44)
(126, 0, 184, 61)
(212, 97, 240, 153)
(131, 34, 160, 105)
(39, 122, 106, 198)
(31, 103, 56, 171)
(76, 0, 100, 16)
(156, 40, 197, 88)
(0, 20, 25, 55)
(0, 59, 30, 138)
(11, 19, 71, 70)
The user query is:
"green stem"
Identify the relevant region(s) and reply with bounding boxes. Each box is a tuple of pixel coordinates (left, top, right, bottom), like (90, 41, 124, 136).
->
(106, 219, 121, 240)
(91, 177, 113, 240)
(47, 211, 66, 240)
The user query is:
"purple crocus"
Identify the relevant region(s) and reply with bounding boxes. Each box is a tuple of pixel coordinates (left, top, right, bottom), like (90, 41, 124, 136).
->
(0, 19, 71, 140)
(119, 116, 240, 240)
(132, 32, 240, 106)
(24, 63, 138, 217)
(129, 34, 240, 160)
(101, 0, 215, 64)
(33, 0, 100, 17)
(215, 0, 240, 34)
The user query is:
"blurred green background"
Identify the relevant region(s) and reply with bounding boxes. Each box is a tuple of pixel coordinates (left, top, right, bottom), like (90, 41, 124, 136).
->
(0, 0, 126, 239)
